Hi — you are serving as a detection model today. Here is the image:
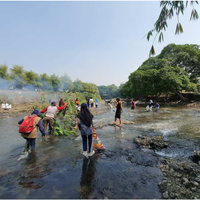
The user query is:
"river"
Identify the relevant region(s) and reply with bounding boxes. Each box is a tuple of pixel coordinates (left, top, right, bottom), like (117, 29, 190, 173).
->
(0, 104, 199, 198)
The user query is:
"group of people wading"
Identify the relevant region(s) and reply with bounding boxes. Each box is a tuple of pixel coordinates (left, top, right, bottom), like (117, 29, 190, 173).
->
(18, 97, 102, 158)
(18, 97, 160, 158)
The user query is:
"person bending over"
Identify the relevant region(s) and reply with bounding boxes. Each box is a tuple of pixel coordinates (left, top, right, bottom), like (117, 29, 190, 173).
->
(18, 109, 46, 153)
(40, 101, 67, 135)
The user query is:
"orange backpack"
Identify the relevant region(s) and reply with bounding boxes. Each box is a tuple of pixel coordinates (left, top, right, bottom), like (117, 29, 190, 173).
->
(19, 115, 37, 134)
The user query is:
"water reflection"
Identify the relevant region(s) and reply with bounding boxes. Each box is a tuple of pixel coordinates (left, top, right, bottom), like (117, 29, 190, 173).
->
(18, 151, 56, 193)
(79, 154, 101, 199)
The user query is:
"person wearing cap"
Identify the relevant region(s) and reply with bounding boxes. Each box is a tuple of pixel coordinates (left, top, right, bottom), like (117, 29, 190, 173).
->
(75, 103, 95, 158)
(40, 101, 67, 135)
(18, 109, 46, 152)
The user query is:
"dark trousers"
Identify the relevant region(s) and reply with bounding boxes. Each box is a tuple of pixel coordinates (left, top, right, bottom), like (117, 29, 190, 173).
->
(81, 134, 93, 152)
(23, 137, 36, 150)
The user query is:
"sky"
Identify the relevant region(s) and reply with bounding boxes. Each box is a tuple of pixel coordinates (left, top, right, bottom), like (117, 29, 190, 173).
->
(0, 1, 200, 86)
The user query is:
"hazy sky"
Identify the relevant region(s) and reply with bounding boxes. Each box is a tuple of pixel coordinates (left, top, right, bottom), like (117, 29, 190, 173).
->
(0, 1, 199, 86)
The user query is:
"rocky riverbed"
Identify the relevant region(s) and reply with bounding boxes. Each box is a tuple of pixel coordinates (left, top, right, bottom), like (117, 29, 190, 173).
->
(134, 135, 200, 199)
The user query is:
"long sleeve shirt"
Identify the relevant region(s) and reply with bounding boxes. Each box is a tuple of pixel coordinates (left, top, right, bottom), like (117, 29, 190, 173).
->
(40, 105, 65, 118)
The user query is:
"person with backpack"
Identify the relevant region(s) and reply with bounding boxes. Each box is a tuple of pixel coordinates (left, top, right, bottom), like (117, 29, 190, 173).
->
(40, 101, 67, 135)
(18, 109, 46, 153)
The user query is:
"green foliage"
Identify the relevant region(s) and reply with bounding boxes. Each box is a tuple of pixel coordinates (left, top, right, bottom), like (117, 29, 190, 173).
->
(158, 44, 200, 82)
(0, 64, 9, 79)
(1, 64, 100, 95)
(50, 74, 61, 91)
(10, 65, 24, 77)
(98, 84, 121, 99)
(120, 44, 198, 98)
(147, 1, 199, 57)
(192, 93, 200, 101)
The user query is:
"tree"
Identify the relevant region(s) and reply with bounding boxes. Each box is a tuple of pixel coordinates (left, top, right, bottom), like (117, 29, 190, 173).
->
(98, 84, 121, 99)
(60, 73, 74, 92)
(0, 64, 9, 79)
(40, 73, 52, 91)
(9, 65, 26, 89)
(157, 44, 200, 82)
(120, 44, 198, 98)
(49, 74, 61, 91)
(10, 65, 24, 78)
(147, 1, 199, 56)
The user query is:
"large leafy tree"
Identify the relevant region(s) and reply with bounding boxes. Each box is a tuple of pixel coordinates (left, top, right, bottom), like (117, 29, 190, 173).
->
(157, 44, 200, 82)
(147, 1, 199, 56)
(120, 44, 198, 98)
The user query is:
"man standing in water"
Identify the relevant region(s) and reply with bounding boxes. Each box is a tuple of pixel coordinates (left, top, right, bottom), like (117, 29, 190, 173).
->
(95, 98, 98, 111)
(114, 98, 123, 127)
(131, 98, 136, 112)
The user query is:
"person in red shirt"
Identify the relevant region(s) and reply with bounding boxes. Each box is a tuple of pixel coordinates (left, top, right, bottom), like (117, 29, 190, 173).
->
(131, 99, 136, 112)
(40, 101, 67, 135)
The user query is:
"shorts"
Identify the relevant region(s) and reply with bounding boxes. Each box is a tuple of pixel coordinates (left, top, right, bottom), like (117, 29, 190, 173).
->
(87, 103, 89, 108)
(91, 103, 94, 107)
(95, 104, 98, 108)
(115, 111, 121, 119)
(131, 106, 135, 110)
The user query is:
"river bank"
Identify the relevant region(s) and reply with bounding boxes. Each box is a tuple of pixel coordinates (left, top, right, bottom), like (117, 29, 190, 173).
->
(1, 100, 200, 119)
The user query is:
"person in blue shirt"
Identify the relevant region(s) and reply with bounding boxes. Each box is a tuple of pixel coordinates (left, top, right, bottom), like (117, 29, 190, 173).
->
(95, 98, 98, 110)
(154, 102, 160, 112)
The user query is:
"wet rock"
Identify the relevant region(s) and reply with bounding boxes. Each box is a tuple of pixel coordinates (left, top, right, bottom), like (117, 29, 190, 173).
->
(194, 178, 200, 183)
(191, 187, 196, 191)
(182, 177, 189, 184)
(134, 136, 168, 150)
(158, 156, 200, 199)
(191, 181, 199, 187)
(162, 191, 169, 199)
(190, 151, 200, 165)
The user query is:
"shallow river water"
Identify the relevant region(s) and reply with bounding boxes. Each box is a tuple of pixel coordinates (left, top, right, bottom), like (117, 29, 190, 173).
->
(0, 104, 200, 198)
